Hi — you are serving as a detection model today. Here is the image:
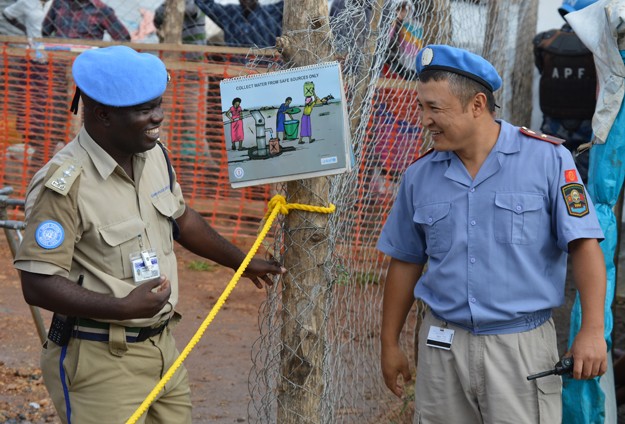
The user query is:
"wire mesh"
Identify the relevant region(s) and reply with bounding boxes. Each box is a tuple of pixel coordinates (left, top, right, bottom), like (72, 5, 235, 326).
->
(0, 0, 538, 422)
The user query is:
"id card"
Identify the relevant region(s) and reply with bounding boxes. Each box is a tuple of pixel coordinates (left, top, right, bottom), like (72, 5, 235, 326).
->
(130, 249, 160, 284)
(426, 325, 455, 350)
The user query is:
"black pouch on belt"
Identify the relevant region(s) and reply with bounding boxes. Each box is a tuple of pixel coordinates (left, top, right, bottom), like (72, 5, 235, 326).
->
(47, 313, 76, 346)
(47, 274, 83, 346)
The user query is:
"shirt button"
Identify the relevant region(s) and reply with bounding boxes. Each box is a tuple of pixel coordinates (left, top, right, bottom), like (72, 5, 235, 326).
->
(470, 257, 476, 263)
(516, 205, 522, 211)
(470, 188, 475, 192)
(470, 220, 476, 226)
(470, 297, 476, 303)
(428, 217, 433, 223)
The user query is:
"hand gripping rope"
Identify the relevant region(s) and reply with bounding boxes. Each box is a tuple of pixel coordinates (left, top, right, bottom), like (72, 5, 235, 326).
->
(125, 194, 336, 424)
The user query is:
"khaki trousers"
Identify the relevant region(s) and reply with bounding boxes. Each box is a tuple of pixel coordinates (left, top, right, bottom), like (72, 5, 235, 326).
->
(414, 310, 561, 424)
(41, 326, 191, 424)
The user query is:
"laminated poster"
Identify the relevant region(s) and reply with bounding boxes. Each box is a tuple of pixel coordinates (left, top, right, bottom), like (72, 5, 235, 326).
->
(220, 61, 352, 188)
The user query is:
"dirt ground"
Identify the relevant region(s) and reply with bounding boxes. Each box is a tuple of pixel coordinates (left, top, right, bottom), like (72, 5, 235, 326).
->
(4, 228, 625, 423)
(0, 231, 266, 424)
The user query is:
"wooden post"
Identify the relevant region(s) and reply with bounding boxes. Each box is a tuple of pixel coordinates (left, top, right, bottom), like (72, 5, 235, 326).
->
(160, 0, 185, 45)
(276, 1, 333, 422)
(422, 0, 453, 45)
(483, 0, 538, 126)
(508, 0, 538, 126)
(483, 0, 508, 114)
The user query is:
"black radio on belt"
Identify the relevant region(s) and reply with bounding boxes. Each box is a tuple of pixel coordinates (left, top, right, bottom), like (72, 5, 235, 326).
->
(48, 313, 76, 346)
(47, 275, 83, 346)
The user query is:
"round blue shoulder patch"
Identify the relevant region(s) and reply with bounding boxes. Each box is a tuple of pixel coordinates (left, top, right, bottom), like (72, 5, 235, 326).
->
(35, 220, 65, 249)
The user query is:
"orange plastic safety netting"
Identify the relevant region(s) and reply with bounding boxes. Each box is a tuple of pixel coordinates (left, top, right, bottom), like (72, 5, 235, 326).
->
(0, 37, 422, 251)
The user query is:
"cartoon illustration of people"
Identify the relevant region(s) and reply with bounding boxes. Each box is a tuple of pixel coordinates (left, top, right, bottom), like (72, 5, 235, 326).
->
(276, 96, 293, 141)
(226, 97, 245, 150)
(299, 95, 322, 144)
(298, 93, 333, 144)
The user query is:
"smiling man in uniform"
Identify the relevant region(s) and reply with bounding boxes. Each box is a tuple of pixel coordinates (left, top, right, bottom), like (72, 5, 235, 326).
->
(14, 45, 285, 424)
(378, 44, 607, 423)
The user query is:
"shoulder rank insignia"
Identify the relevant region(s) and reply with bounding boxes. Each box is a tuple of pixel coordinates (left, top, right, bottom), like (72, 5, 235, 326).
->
(410, 147, 435, 165)
(561, 183, 589, 217)
(44, 158, 82, 195)
(520, 127, 565, 145)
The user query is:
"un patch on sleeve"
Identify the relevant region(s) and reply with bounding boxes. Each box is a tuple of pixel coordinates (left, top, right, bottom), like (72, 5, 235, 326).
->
(561, 183, 589, 217)
(35, 220, 65, 249)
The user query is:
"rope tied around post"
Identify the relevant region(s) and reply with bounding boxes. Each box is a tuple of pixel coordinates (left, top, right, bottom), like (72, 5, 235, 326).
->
(260, 194, 336, 230)
(125, 194, 335, 424)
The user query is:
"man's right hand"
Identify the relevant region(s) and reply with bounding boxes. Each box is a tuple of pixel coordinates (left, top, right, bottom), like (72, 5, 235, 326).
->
(122, 276, 171, 319)
(381, 343, 412, 398)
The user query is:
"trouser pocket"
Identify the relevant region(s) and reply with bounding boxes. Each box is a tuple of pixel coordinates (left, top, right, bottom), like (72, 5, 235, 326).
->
(536, 375, 562, 424)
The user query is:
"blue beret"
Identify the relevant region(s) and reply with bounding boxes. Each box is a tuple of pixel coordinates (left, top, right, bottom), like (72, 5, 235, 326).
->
(559, 0, 597, 16)
(72, 46, 168, 107)
(415, 44, 502, 92)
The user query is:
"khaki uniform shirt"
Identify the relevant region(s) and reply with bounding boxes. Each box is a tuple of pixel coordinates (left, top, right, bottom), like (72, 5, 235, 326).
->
(14, 127, 186, 327)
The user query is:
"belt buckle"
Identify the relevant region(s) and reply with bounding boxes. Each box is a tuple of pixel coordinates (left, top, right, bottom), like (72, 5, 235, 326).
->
(136, 320, 168, 342)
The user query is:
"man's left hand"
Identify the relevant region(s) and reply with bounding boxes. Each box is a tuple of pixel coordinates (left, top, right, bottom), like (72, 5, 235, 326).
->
(568, 327, 608, 379)
(242, 258, 286, 289)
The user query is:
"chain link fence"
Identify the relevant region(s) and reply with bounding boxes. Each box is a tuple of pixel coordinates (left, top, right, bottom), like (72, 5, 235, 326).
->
(0, 0, 538, 422)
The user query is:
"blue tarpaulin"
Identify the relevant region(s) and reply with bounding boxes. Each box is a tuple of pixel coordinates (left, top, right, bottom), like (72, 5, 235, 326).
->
(562, 50, 625, 424)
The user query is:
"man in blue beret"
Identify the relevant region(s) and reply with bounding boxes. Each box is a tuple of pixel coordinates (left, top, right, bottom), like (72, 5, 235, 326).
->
(13, 45, 286, 424)
(378, 44, 607, 423)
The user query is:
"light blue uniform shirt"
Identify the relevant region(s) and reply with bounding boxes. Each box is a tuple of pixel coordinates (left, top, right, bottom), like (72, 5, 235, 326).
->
(377, 120, 604, 335)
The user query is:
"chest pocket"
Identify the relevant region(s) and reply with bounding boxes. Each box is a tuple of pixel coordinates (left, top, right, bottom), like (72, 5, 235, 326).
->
(151, 190, 180, 255)
(494, 193, 544, 244)
(99, 217, 145, 280)
(413, 202, 452, 254)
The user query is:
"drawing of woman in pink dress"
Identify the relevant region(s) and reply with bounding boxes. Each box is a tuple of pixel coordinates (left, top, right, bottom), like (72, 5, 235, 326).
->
(226, 97, 244, 150)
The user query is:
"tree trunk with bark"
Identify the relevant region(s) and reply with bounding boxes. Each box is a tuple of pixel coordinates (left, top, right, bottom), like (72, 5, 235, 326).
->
(160, 0, 185, 45)
(276, 1, 333, 422)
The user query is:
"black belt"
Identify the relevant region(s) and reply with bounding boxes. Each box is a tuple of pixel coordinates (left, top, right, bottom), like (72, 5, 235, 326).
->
(73, 318, 169, 343)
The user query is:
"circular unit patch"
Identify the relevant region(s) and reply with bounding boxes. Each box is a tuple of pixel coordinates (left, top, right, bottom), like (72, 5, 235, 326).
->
(35, 220, 65, 249)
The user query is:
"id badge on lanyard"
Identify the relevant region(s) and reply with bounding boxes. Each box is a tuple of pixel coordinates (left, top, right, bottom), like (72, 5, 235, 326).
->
(426, 325, 455, 350)
(129, 235, 161, 284)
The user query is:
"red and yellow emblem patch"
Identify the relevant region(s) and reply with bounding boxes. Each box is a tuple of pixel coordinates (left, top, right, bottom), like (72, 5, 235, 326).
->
(561, 183, 589, 217)
(564, 169, 578, 183)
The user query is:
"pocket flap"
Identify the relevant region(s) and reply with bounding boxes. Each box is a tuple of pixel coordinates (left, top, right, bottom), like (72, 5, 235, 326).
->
(495, 193, 543, 214)
(151, 191, 180, 218)
(536, 375, 561, 395)
(413, 203, 451, 226)
(99, 217, 145, 247)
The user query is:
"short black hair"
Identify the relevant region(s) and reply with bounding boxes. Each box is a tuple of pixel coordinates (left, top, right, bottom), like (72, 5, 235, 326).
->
(418, 70, 497, 113)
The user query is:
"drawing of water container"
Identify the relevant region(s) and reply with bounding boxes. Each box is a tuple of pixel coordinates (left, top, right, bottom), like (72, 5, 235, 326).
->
(284, 119, 299, 140)
(303, 81, 315, 97)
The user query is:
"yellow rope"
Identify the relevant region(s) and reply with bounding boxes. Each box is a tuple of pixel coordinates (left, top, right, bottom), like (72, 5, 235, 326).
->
(125, 194, 335, 424)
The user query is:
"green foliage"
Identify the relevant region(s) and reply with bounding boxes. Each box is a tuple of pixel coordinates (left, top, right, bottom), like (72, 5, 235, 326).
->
(187, 260, 217, 272)
(335, 266, 380, 286)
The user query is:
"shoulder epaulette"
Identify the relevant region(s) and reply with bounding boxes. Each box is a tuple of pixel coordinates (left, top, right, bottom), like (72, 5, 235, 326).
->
(519, 127, 565, 145)
(410, 147, 434, 165)
(44, 158, 82, 195)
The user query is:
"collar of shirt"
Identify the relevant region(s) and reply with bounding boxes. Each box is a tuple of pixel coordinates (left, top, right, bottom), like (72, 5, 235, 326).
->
(77, 126, 147, 181)
(427, 120, 520, 187)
